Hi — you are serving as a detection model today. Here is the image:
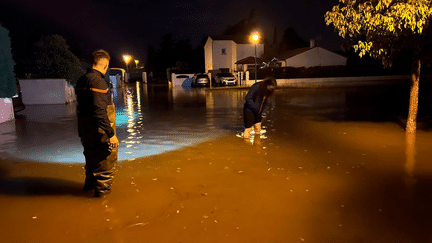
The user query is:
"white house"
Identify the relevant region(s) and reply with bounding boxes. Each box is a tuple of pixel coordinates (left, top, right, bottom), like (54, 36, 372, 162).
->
(204, 36, 264, 73)
(279, 41, 347, 68)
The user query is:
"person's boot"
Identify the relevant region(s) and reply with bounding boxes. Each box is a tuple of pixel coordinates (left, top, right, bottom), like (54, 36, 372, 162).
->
(83, 171, 93, 191)
(93, 171, 114, 198)
(254, 123, 262, 135)
(243, 128, 252, 138)
(83, 181, 93, 192)
(93, 188, 111, 198)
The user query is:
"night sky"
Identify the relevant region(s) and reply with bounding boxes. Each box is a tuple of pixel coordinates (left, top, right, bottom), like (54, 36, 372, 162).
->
(1, 0, 342, 67)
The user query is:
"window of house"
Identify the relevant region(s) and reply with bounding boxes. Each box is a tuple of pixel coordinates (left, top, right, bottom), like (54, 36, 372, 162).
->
(221, 48, 226, 55)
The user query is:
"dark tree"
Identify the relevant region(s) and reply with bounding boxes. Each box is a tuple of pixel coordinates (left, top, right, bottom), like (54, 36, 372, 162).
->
(156, 33, 176, 71)
(189, 36, 207, 73)
(222, 9, 258, 43)
(0, 24, 17, 98)
(146, 45, 158, 73)
(153, 34, 197, 74)
(273, 27, 278, 45)
(174, 39, 193, 67)
(279, 27, 309, 52)
(32, 34, 84, 85)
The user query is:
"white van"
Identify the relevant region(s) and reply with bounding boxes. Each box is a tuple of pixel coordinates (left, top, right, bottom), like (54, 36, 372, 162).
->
(108, 68, 126, 87)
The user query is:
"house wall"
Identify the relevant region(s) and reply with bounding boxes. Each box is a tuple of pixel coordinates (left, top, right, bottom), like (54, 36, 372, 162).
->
(204, 37, 213, 73)
(231, 41, 237, 71)
(212, 40, 236, 72)
(237, 44, 264, 61)
(285, 47, 347, 68)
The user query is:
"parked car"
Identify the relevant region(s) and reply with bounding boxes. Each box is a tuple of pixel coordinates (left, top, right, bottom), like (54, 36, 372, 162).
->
(213, 73, 237, 86)
(176, 74, 190, 79)
(192, 73, 210, 87)
(12, 78, 25, 113)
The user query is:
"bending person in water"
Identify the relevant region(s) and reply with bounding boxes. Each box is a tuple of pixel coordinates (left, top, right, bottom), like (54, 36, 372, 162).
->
(243, 77, 277, 138)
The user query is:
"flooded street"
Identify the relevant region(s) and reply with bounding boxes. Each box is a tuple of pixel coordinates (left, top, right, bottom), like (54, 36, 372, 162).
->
(0, 83, 242, 163)
(1, 82, 432, 242)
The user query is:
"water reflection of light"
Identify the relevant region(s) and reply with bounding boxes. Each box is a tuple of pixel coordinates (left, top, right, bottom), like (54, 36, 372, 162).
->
(236, 129, 268, 145)
(405, 133, 416, 192)
(120, 82, 146, 158)
(136, 82, 141, 112)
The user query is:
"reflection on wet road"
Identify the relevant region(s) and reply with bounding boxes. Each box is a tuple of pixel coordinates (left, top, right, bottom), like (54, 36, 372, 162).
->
(0, 83, 246, 163)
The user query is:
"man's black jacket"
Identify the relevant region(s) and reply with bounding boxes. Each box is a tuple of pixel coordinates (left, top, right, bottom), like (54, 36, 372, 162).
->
(75, 69, 114, 138)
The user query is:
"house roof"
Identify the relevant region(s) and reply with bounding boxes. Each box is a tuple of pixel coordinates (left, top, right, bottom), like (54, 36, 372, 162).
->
(277, 47, 311, 60)
(277, 47, 348, 60)
(235, 56, 267, 65)
(209, 35, 263, 44)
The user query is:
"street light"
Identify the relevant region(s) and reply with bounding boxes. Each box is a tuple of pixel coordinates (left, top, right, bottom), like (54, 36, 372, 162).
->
(123, 55, 131, 72)
(251, 33, 260, 83)
(134, 59, 139, 69)
(123, 55, 131, 81)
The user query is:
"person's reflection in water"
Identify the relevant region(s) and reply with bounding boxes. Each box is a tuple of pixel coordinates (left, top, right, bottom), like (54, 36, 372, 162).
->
(243, 133, 262, 146)
(243, 77, 277, 139)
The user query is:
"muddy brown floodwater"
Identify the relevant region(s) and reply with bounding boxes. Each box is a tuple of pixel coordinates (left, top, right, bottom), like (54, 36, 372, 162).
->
(1, 84, 432, 242)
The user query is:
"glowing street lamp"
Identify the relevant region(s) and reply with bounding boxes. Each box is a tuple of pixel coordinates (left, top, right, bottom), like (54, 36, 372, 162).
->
(134, 59, 139, 68)
(123, 55, 131, 74)
(251, 32, 260, 83)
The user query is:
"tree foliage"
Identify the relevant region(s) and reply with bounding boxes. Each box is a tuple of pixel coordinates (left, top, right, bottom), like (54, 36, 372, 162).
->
(325, 0, 432, 133)
(325, 0, 432, 66)
(151, 33, 201, 74)
(33, 34, 84, 85)
(223, 9, 257, 37)
(279, 27, 309, 52)
(0, 24, 17, 98)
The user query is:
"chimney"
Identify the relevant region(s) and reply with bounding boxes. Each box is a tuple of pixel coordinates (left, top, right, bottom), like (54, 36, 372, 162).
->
(310, 39, 315, 48)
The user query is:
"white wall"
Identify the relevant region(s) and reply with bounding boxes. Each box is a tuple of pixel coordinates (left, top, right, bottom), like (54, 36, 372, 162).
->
(231, 41, 237, 71)
(171, 73, 195, 87)
(19, 79, 76, 105)
(204, 37, 213, 73)
(0, 98, 14, 123)
(285, 47, 347, 68)
(212, 40, 236, 71)
(275, 75, 415, 87)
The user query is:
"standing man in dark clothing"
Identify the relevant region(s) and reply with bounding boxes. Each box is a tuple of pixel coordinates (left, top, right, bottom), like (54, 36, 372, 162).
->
(75, 50, 119, 198)
(243, 77, 277, 138)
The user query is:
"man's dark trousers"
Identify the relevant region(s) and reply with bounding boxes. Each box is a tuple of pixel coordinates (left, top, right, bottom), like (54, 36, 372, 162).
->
(79, 104, 117, 196)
